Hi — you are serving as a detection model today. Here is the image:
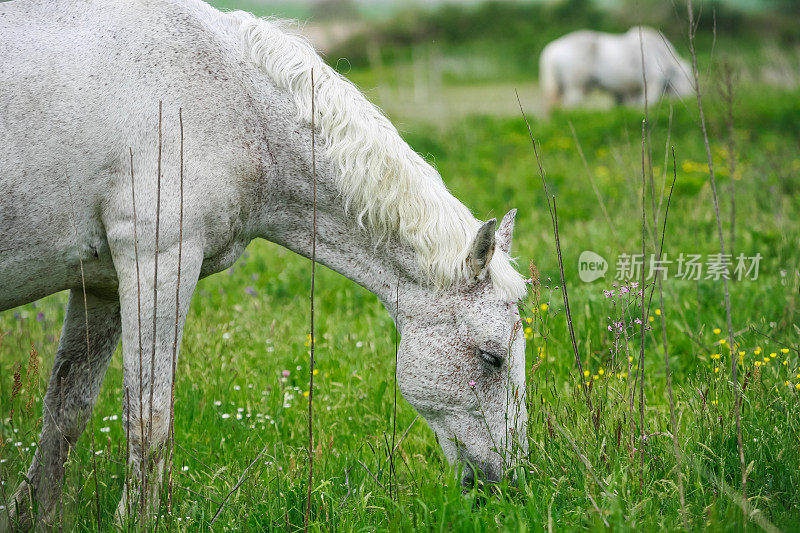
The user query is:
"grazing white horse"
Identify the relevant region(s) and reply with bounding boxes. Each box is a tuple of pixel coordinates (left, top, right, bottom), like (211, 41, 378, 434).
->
(540, 26, 693, 113)
(0, 0, 528, 527)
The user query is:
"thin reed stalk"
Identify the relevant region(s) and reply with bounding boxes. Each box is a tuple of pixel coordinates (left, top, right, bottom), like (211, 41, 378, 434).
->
(65, 178, 102, 532)
(568, 121, 619, 247)
(167, 107, 185, 516)
(145, 100, 164, 520)
(686, 0, 746, 511)
(658, 149, 687, 529)
(305, 69, 317, 532)
(515, 91, 592, 412)
(59, 378, 65, 533)
(128, 145, 145, 527)
(722, 61, 737, 259)
(209, 445, 268, 527)
(638, 121, 647, 493)
(389, 277, 400, 501)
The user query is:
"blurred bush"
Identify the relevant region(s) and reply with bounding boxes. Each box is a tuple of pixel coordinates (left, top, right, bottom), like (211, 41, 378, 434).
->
(327, 0, 799, 73)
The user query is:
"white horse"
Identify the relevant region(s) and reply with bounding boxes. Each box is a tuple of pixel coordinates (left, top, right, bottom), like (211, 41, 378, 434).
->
(0, 0, 528, 527)
(540, 26, 693, 113)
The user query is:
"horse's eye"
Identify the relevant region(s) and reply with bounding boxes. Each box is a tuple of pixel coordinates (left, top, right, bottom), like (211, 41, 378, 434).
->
(477, 348, 503, 369)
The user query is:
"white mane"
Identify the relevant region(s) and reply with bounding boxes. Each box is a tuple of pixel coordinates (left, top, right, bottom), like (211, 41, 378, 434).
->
(229, 12, 526, 301)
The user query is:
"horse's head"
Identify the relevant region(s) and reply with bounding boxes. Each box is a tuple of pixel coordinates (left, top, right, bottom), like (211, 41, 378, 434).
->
(396, 210, 528, 488)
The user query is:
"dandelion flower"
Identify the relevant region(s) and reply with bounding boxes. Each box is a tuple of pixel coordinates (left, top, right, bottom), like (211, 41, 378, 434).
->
(540, 303, 549, 312)
(719, 339, 726, 345)
(655, 309, 661, 316)
(583, 370, 590, 378)
(598, 369, 605, 376)
(713, 328, 721, 334)
(303, 391, 310, 398)
(313, 368, 319, 376)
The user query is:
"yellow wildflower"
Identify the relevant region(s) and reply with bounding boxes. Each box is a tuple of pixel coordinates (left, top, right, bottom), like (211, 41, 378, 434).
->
(780, 348, 790, 354)
(540, 303, 549, 312)
(599, 369, 605, 376)
(313, 368, 319, 376)
(583, 370, 590, 378)
(655, 309, 661, 316)
(754, 348, 762, 355)
(714, 367, 719, 373)
(713, 328, 721, 334)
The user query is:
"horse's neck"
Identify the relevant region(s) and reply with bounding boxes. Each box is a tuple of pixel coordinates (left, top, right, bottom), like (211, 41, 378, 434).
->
(255, 142, 422, 325)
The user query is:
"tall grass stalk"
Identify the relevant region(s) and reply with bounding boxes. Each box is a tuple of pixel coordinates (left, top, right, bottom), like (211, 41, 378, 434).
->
(305, 68, 317, 531)
(167, 107, 185, 518)
(515, 90, 592, 413)
(686, 0, 747, 513)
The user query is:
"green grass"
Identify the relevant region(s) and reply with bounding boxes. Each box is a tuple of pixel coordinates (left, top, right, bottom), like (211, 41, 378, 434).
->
(2, 73, 800, 532)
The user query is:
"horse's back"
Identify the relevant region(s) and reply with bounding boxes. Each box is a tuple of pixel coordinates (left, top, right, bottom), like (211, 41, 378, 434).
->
(0, 0, 269, 310)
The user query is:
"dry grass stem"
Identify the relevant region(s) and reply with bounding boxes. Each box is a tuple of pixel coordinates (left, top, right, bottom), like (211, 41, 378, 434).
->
(305, 69, 317, 532)
(686, 0, 747, 512)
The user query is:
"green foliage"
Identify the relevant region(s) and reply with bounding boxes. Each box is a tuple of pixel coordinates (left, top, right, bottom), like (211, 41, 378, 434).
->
(1, 40, 799, 533)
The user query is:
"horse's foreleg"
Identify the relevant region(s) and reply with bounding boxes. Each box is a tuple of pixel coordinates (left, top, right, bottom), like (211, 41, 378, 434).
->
(9, 290, 121, 530)
(111, 242, 201, 528)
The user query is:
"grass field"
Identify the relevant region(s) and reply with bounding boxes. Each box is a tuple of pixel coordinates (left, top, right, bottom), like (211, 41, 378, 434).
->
(2, 5, 800, 532)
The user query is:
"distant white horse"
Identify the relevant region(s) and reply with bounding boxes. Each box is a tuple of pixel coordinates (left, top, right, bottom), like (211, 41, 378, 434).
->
(540, 26, 693, 113)
(0, 0, 528, 527)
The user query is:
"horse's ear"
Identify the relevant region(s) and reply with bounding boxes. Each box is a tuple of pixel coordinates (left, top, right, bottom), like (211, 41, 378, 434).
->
(496, 209, 517, 255)
(467, 219, 496, 279)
